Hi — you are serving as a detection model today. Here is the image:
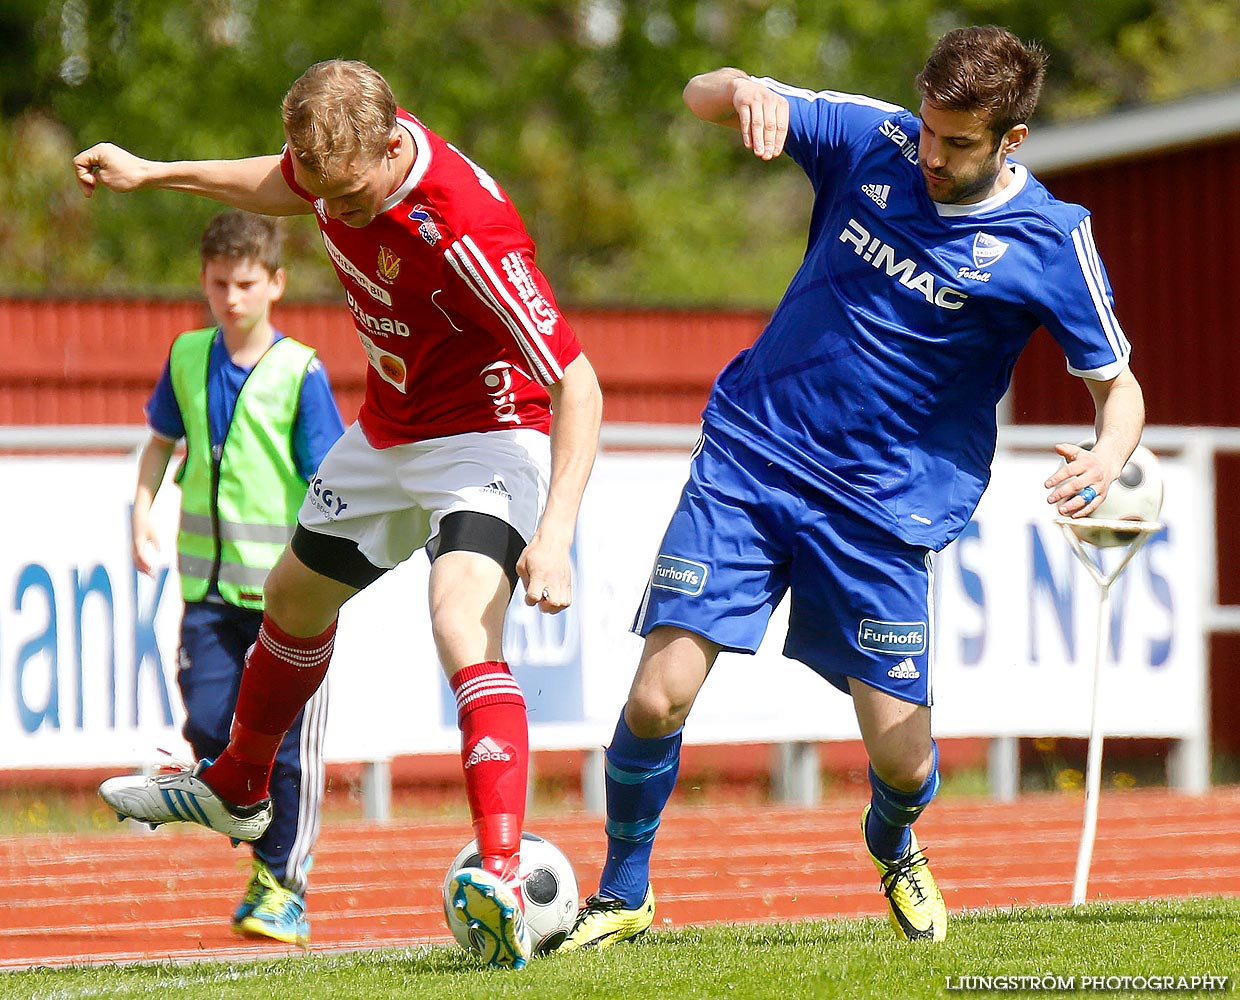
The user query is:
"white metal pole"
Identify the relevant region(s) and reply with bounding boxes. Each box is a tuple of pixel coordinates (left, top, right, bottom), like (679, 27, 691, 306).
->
(1056, 518, 1160, 907)
(1072, 580, 1112, 905)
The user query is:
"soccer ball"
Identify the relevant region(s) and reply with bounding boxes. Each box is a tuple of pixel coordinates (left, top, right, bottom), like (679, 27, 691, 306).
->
(442, 832, 579, 957)
(1074, 442, 1164, 547)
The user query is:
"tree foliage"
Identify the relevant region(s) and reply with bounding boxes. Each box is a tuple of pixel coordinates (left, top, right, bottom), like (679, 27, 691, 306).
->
(2, 0, 1238, 306)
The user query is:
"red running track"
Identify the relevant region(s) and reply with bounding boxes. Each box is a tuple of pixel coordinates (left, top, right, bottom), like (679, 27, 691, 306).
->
(1, 789, 1237, 969)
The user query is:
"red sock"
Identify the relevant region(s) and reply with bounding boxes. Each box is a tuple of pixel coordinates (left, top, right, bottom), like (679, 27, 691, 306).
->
(451, 661, 528, 878)
(203, 615, 336, 806)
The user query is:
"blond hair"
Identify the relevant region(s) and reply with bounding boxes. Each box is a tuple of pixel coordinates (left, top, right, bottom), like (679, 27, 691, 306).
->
(281, 59, 397, 177)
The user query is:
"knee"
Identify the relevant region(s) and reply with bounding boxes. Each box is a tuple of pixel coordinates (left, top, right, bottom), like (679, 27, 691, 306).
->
(429, 603, 504, 670)
(262, 575, 293, 624)
(870, 744, 936, 793)
(428, 607, 463, 655)
(621, 627, 713, 739)
(260, 561, 340, 637)
(261, 561, 304, 629)
(624, 684, 688, 739)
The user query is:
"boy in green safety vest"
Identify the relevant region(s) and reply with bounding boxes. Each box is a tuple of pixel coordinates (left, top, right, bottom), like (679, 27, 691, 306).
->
(131, 211, 344, 944)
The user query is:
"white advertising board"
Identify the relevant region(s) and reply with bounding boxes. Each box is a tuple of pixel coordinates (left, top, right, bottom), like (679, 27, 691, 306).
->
(0, 447, 1203, 769)
(0, 458, 186, 767)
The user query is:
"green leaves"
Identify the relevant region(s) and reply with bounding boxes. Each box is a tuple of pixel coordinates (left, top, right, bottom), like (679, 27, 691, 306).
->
(3, 1, 1239, 304)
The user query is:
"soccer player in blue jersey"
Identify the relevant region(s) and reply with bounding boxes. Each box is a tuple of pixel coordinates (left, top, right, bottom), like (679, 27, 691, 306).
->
(561, 25, 1146, 948)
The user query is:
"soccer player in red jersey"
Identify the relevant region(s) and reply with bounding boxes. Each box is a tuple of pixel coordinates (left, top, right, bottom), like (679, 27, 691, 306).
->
(75, 59, 602, 970)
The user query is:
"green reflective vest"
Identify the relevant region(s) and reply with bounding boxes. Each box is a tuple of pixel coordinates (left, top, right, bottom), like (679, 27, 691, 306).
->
(170, 328, 316, 610)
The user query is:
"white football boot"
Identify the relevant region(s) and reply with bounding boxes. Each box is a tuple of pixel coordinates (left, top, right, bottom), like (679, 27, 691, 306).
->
(99, 760, 272, 843)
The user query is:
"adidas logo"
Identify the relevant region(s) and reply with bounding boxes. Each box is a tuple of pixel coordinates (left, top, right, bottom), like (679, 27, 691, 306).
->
(887, 658, 921, 680)
(861, 183, 891, 209)
(464, 736, 512, 768)
(481, 477, 513, 500)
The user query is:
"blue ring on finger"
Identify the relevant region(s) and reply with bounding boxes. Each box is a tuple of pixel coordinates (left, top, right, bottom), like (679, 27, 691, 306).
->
(1078, 485, 1098, 503)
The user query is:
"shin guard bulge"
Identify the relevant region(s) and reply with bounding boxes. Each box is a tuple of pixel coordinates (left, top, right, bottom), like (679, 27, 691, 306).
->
(452, 661, 528, 879)
(866, 739, 941, 861)
(598, 712, 683, 906)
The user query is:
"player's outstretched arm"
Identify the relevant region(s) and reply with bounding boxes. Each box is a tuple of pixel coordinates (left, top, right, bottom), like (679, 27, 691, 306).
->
(73, 143, 309, 216)
(518, 353, 603, 614)
(1044, 367, 1146, 517)
(683, 67, 789, 160)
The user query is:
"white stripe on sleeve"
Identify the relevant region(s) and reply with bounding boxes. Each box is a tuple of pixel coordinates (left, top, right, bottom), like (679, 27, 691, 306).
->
(1070, 220, 1129, 364)
(757, 78, 903, 113)
(443, 236, 563, 385)
(444, 241, 543, 376)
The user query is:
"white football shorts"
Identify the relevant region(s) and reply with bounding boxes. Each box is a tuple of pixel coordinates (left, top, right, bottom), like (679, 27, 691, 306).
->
(297, 423, 550, 570)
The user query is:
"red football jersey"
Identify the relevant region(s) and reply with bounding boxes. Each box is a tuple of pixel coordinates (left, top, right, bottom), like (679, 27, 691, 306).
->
(280, 109, 582, 448)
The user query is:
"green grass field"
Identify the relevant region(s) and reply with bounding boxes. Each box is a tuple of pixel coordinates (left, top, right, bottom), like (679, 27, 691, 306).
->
(8, 899, 1239, 1000)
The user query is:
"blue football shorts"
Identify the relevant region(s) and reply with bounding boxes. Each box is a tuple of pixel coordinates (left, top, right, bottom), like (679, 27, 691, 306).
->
(632, 432, 935, 706)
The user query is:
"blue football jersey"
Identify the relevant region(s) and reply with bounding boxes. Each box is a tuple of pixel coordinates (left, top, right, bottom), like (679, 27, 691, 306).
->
(703, 80, 1130, 551)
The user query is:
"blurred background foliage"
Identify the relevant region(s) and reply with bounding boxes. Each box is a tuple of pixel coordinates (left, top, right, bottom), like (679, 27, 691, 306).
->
(2, 0, 1239, 306)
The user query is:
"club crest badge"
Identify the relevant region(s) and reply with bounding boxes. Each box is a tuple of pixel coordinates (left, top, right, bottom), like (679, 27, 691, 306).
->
(972, 232, 1009, 269)
(377, 246, 401, 283)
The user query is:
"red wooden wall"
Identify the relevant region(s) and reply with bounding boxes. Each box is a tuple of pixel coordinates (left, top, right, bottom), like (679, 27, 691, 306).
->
(0, 298, 766, 428)
(1009, 137, 1240, 428)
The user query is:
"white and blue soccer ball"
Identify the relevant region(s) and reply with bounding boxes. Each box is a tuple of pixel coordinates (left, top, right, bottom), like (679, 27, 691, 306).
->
(1076, 442, 1165, 547)
(442, 831, 579, 957)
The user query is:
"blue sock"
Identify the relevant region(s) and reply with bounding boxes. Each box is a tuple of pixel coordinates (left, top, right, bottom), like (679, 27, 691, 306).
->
(597, 712, 682, 907)
(865, 740, 940, 862)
